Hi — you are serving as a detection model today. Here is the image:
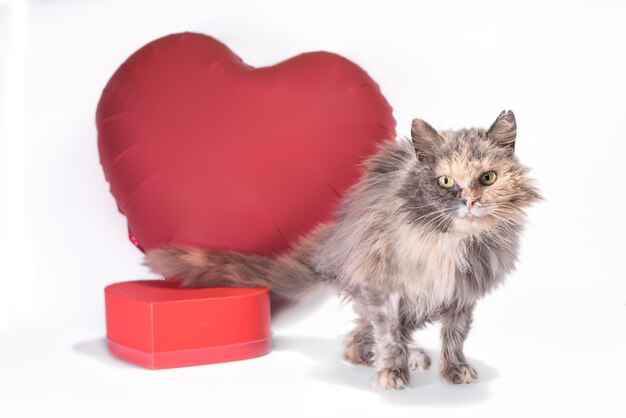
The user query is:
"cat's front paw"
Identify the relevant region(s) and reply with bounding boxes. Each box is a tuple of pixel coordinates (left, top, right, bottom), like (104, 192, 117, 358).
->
(442, 363, 478, 384)
(408, 347, 431, 370)
(375, 368, 410, 390)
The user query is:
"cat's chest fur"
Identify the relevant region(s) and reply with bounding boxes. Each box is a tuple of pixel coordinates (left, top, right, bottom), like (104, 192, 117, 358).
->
(392, 222, 472, 305)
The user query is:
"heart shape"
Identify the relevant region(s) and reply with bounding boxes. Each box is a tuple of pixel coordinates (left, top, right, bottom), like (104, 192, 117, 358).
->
(97, 33, 396, 254)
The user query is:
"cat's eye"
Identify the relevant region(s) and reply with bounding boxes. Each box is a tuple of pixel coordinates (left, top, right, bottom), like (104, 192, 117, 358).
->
(480, 171, 497, 186)
(437, 175, 455, 189)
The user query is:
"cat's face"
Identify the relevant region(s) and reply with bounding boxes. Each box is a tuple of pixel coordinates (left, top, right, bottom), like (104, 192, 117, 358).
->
(409, 111, 540, 234)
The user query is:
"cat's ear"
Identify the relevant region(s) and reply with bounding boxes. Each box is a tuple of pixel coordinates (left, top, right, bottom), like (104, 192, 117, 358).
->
(486, 110, 517, 155)
(411, 118, 444, 164)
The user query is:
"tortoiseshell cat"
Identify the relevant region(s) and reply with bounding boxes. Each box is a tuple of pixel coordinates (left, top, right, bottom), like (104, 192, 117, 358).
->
(145, 110, 540, 389)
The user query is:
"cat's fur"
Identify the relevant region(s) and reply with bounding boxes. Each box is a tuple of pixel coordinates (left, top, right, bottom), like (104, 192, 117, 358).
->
(144, 110, 540, 389)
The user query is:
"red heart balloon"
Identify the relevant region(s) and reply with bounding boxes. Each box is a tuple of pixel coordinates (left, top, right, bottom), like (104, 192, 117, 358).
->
(97, 33, 396, 255)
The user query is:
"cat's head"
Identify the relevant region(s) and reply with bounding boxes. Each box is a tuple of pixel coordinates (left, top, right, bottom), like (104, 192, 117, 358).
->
(406, 110, 541, 234)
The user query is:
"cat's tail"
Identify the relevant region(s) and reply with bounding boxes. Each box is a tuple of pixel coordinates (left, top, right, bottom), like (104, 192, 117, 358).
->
(143, 224, 330, 301)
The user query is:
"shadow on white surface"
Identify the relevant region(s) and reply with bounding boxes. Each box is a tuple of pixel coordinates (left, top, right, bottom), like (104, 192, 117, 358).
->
(73, 334, 497, 406)
(273, 334, 498, 406)
(73, 337, 141, 369)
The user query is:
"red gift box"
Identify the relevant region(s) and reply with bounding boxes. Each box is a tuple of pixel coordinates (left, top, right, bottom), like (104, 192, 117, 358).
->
(105, 280, 271, 369)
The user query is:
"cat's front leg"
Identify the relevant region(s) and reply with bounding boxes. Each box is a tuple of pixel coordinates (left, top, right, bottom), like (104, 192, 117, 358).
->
(366, 291, 410, 390)
(401, 306, 431, 371)
(440, 303, 478, 384)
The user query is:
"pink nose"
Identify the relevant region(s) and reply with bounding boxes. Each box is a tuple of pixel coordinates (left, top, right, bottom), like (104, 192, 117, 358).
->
(463, 197, 479, 209)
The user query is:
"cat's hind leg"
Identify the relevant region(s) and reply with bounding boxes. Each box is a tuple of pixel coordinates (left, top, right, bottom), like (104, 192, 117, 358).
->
(343, 317, 375, 366)
(343, 321, 431, 369)
(343, 298, 432, 373)
(407, 344, 431, 370)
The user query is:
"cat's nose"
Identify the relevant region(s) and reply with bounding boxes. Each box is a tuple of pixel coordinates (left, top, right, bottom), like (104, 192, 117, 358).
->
(462, 197, 479, 209)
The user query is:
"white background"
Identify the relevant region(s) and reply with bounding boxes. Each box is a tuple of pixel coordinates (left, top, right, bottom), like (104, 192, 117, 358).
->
(1, 0, 625, 416)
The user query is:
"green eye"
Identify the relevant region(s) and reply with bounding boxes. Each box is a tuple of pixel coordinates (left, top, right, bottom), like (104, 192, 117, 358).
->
(437, 175, 455, 189)
(480, 171, 497, 186)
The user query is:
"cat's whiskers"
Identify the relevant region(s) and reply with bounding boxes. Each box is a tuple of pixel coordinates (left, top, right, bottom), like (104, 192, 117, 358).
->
(411, 206, 451, 221)
(416, 209, 456, 233)
(491, 206, 526, 223)
(487, 213, 523, 234)
(408, 210, 449, 229)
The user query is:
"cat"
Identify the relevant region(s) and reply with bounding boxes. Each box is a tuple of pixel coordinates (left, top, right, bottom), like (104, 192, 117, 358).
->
(144, 110, 541, 390)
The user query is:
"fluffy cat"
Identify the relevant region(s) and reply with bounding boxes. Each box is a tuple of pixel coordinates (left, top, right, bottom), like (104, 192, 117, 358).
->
(144, 110, 540, 389)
